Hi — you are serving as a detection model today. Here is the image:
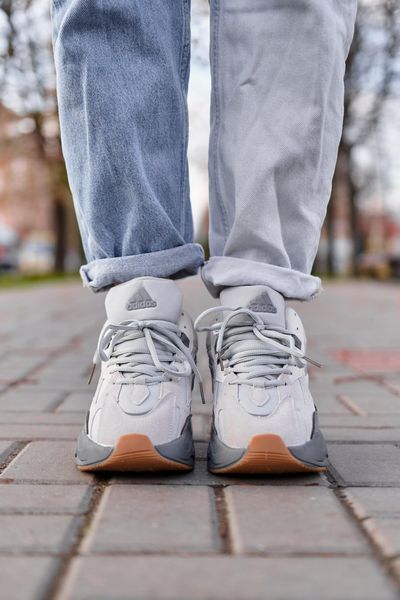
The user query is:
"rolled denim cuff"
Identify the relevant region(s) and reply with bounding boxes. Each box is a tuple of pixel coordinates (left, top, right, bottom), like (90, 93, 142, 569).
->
(202, 256, 322, 301)
(80, 243, 205, 292)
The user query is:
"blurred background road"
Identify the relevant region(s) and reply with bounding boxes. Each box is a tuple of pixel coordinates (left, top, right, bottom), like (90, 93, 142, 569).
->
(0, 277, 399, 599)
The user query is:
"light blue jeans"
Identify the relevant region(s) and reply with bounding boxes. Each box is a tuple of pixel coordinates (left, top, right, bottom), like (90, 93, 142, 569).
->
(52, 0, 356, 300)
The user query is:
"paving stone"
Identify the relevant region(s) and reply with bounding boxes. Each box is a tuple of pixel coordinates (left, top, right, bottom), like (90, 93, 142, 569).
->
(227, 486, 368, 554)
(191, 414, 209, 442)
(328, 444, 400, 486)
(83, 485, 219, 554)
(331, 383, 400, 414)
(0, 441, 92, 483)
(0, 484, 91, 514)
(61, 556, 397, 600)
(191, 402, 212, 416)
(320, 415, 400, 427)
(324, 428, 400, 443)
(0, 412, 83, 424)
(26, 379, 90, 392)
(308, 364, 356, 381)
(308, 389, 352, 415)
(0, 424, 80, 440)
(0, 557, 60, 600)
(0, 389, 63, 412)
(345, 488, 400, 519)
(56, 392, 92, 413)
(0, 354, 46, 381)
(0, 514, 80, 552)
(34, 371, 88, 387)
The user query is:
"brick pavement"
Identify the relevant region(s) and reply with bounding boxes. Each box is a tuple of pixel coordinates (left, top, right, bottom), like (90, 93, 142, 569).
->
(0, 278, 400, 599)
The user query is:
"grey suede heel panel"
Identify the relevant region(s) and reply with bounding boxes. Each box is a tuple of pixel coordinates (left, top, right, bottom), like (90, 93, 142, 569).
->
(155, 416, 195, 466)
(288, 412, 328, 467)
(207, 425, 246, 470)
(75, 429, 114, 467)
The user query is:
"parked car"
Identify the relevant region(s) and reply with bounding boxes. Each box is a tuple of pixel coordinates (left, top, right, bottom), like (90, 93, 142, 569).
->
(0, 221, 19, 271)
(18, 232, 55, 274)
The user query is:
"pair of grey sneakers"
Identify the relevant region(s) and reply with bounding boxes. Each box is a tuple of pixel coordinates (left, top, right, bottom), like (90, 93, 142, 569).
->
(76, 277, 328, 475)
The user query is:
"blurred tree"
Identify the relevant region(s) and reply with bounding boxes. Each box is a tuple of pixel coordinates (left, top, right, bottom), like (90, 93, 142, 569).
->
(0, 0, 78, 272)
(324, 0, 400, 276)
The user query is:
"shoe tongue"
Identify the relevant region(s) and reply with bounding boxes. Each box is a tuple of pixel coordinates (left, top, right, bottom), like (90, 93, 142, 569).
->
(105, 277, 183, 324)
(219, 285, 286, 327)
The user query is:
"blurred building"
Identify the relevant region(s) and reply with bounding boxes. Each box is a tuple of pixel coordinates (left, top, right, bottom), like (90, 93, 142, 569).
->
(0, 103, 81, 273)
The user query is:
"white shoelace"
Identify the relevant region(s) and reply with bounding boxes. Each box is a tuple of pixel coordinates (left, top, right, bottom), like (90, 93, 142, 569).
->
(195, 306, 321, 389)
(89, 319, 205, 403)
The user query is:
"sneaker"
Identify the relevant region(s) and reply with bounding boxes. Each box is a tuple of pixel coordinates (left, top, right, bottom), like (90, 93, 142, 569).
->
(75, 277, 200, 472)
(195, 285, 328, 474)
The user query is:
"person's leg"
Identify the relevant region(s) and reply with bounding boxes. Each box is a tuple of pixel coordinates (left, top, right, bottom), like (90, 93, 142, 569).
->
(52, 1, 201, 472)
(197, 0, 357, 474)
(52, 0, 204, 292)
(203, 0, 357, 300)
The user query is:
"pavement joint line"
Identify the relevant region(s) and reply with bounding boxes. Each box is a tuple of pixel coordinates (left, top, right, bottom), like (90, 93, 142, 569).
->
(213, 486, 234, 554)
(0, 441, 28, 475)
(382, 382, 400, 397)
(0, 478, 330, 487)
(0, 438, 81, 443)
(324, 427, 400, 432)
(44, 477, 110, 600)
(362, 518, 400, 560)
(48, 391, 73, 414)
(337, 489, 400, 592)
(15, 550, 374, 558)
(108, 475, 330, 487)
(325, 463, 343, 488)
(0, 510, 87, 516)
(336, 394, 367, 416)
(0, 422, 81, 426)
(0, 378, 36, 387)
(77, 484, 113, 557)
(222, 487, 247, 555)
(0, 416, 82, 422)
(0, 478, 91, 486)
(327, 440, 400, 444)
(334, 373, 386, 385)
(332, 483, 400, 489)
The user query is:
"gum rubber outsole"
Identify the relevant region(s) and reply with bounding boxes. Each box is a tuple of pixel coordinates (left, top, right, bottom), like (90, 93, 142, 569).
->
(209, 433, 326, 475)
(77, 433, 193, 473)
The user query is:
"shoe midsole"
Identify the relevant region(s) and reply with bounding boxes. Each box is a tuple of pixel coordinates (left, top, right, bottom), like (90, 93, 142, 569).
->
(75, 416, 195, 467)
(207, 412, 328, 470)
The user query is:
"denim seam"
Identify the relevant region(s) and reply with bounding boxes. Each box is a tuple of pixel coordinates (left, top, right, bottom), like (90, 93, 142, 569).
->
(308, 6, 340, 275)
(51, 0, 69, 46)
(179, 0, 191, 240)
(52, 3, 108, 263)
(210, 0, 230, 240)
